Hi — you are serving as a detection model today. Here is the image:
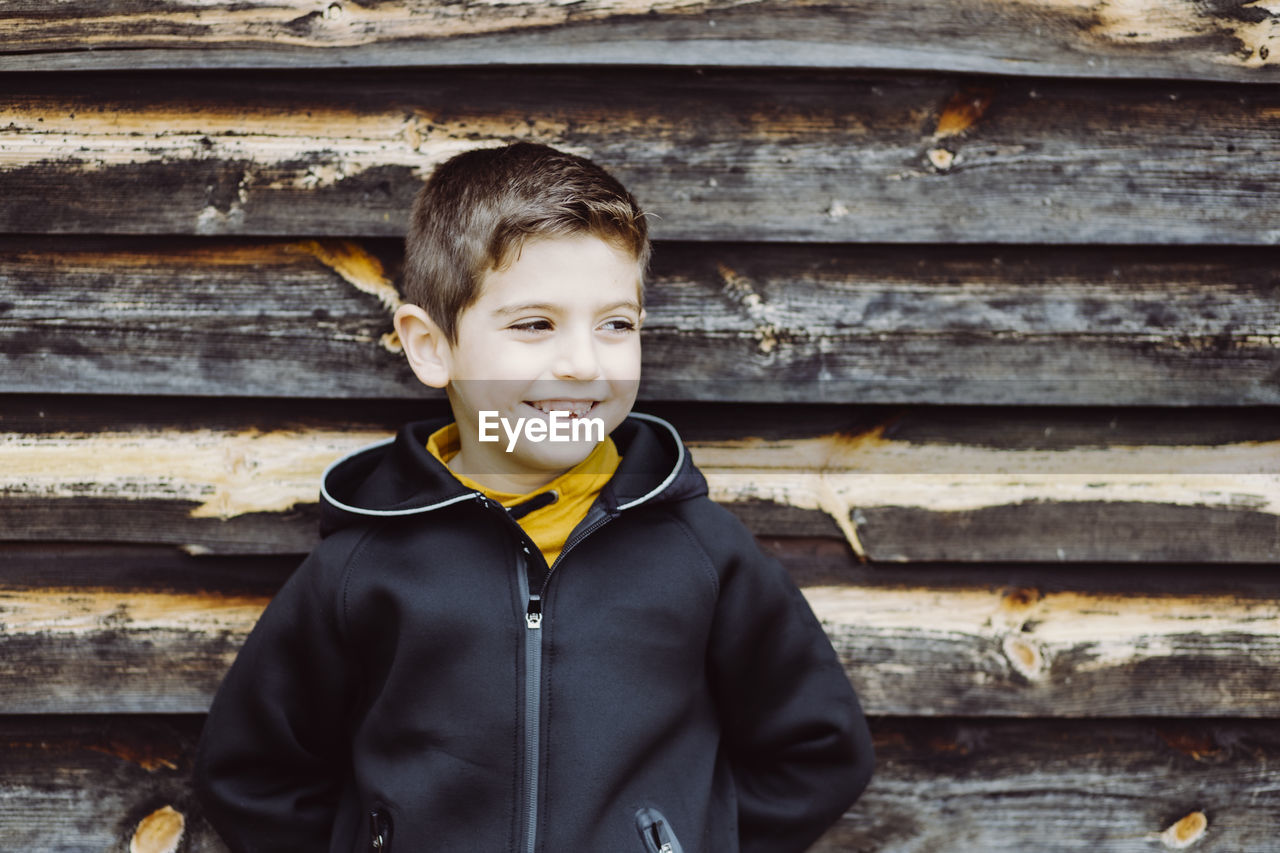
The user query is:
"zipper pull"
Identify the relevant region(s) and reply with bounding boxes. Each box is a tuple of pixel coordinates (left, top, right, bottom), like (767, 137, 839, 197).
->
(635, 808, 682, 853)
(526, 595, 542, 629)
(369, 808, 391, 851)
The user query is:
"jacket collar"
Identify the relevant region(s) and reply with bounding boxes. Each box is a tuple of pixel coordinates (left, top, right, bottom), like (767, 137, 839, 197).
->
(319, 412, 706, 536)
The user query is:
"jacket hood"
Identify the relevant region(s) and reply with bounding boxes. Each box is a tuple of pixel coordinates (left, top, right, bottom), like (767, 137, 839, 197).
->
(319, 412, 708, 537)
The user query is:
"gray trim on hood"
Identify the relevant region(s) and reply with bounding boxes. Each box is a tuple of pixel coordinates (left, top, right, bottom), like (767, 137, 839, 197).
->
(319, 412, 686, 519)
(319, 437, 481, 518)
(615, 412, 685, 511)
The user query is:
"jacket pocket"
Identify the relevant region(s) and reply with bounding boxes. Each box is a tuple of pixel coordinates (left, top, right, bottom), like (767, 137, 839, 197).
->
(368, 806, 393, 852)
(635, 807, 685, 853)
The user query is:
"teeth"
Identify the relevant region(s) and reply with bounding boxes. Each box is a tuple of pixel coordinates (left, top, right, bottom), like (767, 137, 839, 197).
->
(528, 400, 595, 417)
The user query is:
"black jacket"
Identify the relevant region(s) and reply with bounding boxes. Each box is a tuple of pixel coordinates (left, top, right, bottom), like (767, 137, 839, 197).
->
(194, 413, 874, 853)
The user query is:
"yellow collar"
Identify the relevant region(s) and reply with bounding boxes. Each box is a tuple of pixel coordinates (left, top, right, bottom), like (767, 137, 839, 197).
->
(425, 422, 622, 567)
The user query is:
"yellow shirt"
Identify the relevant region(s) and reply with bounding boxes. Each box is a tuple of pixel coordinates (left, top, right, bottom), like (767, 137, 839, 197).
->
(425, 422, 622, 568)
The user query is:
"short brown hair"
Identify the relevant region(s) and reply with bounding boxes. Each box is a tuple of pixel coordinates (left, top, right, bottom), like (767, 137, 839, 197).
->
(402, 142, 651, 346)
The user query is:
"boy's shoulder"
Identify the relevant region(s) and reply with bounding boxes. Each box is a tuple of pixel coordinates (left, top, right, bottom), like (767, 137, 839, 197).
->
(315, 419, 475, 538)
(663, 489, 771, 566)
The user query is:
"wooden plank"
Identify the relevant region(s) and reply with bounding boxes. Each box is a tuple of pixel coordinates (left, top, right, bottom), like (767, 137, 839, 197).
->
(0, 716, 212, 853)
(755, 535, 1280, 598)
(13, 538, 1280, 600)
(3, 566, 1280, 715)
(0, 0, 1278, 84)
(2, 71, 1279, 244)
(0, 588, 267, 714)
(818, 717, 1280, 852)
(1, 715, 1278, 851)
(0, 543, 294, 594)
(0, 238, 413, 399)
(4, 239, 1279, 404)
(8, 394, 1273, 457)
(2, 408, 1275, 560)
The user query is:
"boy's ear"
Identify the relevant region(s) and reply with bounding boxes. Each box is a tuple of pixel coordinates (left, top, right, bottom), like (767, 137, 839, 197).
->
(394, 304, 452, 389)
(638, 306, 646, 329)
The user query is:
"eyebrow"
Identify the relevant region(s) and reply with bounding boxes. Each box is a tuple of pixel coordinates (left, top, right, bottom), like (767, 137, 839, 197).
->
(492, 300, 643, 318)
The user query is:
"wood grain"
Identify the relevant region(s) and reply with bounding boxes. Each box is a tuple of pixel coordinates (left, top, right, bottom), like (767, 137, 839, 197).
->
(3, 574, 1279, 715)
(0, 716, 212, 853)
(0, 0, 1277, 84)
(2, 715, 1277, 851)
(4, 239, 1280, 404)
(3, 408, 1276, 560)
(818, 717, 1280, 852)
(2, 5, 1276, 851)
(2, 71, 1279, 243)
(0, 587, 267, 713)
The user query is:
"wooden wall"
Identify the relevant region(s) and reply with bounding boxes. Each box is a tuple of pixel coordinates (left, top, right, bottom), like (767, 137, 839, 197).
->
(2, 2, 1279, 850)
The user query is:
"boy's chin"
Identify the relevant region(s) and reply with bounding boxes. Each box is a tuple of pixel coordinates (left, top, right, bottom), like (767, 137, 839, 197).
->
(510, 441, 602, 475)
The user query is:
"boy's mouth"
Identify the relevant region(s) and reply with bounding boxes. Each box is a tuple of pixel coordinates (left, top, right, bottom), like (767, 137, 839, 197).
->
(523, 400, 599, 419)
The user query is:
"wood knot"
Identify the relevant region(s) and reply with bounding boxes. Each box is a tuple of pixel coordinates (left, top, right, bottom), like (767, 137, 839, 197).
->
(130, 805, 185, 853)
(1000, 586, 1042, 609)
(933, 87, 993, 140)
(995, 586, 1043, 625)
(927, 148, 954, 171)
(1002, 634, 1047, 680)
(1160, 810, 1207, 848)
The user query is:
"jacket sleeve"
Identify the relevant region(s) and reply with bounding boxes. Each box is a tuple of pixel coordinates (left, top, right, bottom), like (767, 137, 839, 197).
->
(700, 508, 874, 853)
(192, 528, 367, 853)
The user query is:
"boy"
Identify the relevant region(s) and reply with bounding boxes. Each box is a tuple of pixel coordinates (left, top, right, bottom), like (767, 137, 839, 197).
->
(194, 142, 873, 853)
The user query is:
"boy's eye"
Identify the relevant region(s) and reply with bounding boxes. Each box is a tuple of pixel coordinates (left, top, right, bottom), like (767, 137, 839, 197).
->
(509, 319, 552, 332)
(602, 319, 637, 332)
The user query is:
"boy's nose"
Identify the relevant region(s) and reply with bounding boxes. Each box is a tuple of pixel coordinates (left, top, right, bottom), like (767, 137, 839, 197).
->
(552, 328, 603, 380)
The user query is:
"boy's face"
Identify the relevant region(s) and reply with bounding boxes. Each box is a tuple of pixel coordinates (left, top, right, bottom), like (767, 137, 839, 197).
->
(400, 233, 645, 492)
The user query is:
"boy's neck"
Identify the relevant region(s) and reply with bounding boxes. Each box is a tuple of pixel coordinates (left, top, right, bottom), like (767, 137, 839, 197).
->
(447, 446, 565, 495)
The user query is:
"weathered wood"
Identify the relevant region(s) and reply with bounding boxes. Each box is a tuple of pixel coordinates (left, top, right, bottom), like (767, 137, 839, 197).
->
(3, 71, 1280, 243)
(0, 543, 294, 594)
(0, 238, 414, 398)
(0, 716, 217, 853)
(755, 535, 1280, 598)
(2, 715, 1278, 851)
(2, 410, 1276, 560)
(3, 573, 1279, 715)
(0, 588, 267, 714)
(0, 0, 1278, 84)
(7, 394, 1276, 456)
(13, 539, 1280, 599)
(816, 717, 1280, 852)
(5, 239, 1280, 404)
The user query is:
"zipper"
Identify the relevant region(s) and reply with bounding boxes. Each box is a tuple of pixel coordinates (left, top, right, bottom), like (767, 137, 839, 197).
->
(517, 547, 542, 853)
(634, 807, 683, 853)
(474, 493, 616, 853)
(369, 807, 392, 852)
(521, 504, 614, 853)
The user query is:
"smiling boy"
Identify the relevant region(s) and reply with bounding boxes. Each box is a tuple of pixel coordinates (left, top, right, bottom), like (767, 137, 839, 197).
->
(395, 231, 644, 494)
(194, 142, 873, 853)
